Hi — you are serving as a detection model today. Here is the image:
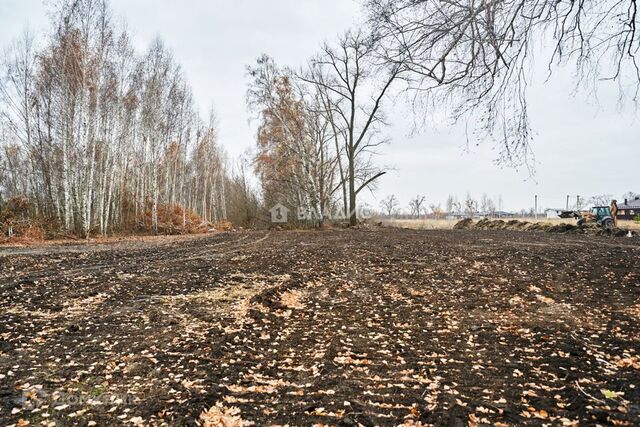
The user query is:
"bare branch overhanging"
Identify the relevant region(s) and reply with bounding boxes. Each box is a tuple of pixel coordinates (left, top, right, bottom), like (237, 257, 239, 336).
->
(366, 0, 640, 168)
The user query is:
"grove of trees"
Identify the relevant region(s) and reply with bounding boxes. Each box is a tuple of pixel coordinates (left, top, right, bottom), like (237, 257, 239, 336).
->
(0, 0, 241, 238)
(248, 31, 402, 227)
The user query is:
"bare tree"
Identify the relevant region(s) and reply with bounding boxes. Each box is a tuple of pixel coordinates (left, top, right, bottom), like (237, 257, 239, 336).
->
(464, 193, 478, 216)
(301, 30, 403, 226)
(409, 195, 426, 218)
(366, 0, 640, 167)
(480, 193, 497, 215)
(380, 194, 399, 217)
(452, 199, 463, 215)
(445, 195, 455, 214)
(247, 55, 339, 227)
(588, 194, 614, 207)
(486, 198, 497, 216)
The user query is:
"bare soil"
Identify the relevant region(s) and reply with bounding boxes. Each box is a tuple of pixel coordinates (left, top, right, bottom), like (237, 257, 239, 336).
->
(1, 228, 639, 426)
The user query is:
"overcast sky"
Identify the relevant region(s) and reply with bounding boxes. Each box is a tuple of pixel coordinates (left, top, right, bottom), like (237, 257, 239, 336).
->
(1, 0, 638, 212)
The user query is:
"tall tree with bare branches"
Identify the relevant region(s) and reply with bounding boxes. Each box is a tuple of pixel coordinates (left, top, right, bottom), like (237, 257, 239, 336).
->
(366, 0, 640, 166)
(380, 194, 399, 217)
(301, 30, 403, 226)
(247, 55, 340, 226)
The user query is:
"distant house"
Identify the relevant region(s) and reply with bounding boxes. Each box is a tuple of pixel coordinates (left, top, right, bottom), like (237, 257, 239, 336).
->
(545, 209, 563, 219)
(617, 197, 640, 220)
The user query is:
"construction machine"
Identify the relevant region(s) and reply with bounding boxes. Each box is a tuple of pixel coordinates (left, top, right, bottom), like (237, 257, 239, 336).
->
(576, 206, 615, 229)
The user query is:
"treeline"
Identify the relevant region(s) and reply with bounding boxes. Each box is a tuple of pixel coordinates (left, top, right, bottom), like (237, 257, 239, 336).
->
(3, 0, 637, 237)
(378, 194, 504, 218)
(0, 0, 258, 239)
(378, 192, 640, 219)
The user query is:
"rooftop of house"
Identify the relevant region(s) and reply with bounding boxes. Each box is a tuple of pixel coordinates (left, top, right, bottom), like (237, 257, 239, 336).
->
(619, 197, 640, 209)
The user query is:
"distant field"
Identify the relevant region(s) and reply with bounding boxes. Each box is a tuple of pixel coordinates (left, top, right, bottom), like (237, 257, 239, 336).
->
(383, 217, 640, 231)
(619, 220, 640, 230)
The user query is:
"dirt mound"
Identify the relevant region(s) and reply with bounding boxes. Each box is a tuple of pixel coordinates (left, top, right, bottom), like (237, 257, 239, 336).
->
(454, 218, 638, 238)
(352, 221, 385, 231)
(453, 218, 474, 229)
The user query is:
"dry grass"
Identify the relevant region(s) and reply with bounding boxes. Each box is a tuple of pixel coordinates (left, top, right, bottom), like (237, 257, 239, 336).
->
(619, 220, 640, 231)
(383, 217, 640, 231)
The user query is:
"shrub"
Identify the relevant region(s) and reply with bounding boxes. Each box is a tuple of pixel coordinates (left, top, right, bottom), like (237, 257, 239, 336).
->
(1, 219, 46, 242)
(138, 201, 204, 235)
(212, 220, 234, 231)
(0, 196, 32, 221)
(0, 197, 46, 241)
(21, 223, 45, 240)
(634, 215, 640, 223)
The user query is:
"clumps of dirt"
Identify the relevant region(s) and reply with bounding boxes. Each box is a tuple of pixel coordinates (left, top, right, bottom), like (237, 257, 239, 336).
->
(351, 220, 384, 230)
(452, 218, 474, 229)
(455, 218, 638, 237)
(2, 229, 640, 426)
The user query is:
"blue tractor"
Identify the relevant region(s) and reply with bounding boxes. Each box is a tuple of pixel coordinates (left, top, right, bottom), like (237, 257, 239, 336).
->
(577, 206, 615, 229)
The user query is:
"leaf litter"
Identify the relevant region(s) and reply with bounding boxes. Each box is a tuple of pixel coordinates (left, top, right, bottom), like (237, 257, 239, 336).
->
(0, 228, 639, 425)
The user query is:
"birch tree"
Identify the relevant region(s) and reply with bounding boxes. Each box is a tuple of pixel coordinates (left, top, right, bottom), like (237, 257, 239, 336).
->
(247, 55, 339, 226)
(302, 31, 403, 226)
(0, 0, 232, 237)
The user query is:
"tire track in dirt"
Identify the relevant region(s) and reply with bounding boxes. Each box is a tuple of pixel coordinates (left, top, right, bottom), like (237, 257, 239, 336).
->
(0, 232, 261, 291)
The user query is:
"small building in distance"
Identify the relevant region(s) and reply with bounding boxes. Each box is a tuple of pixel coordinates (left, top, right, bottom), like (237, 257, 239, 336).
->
(617, 197, 640, 220)
(545, 209, 564, 219)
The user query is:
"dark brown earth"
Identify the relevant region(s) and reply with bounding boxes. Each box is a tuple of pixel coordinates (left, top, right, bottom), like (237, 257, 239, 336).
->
(1, 229, 639, 426)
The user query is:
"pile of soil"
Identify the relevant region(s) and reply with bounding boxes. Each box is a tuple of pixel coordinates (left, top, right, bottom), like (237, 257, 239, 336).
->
(452, 218, 474, 230)
(456, 218, 638, 237)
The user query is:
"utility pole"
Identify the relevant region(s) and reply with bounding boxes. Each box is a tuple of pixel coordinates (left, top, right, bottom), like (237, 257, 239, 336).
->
(576, 195, 581, 211)
(566, 195, 570, 211)
(535, 195, 538, 220)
